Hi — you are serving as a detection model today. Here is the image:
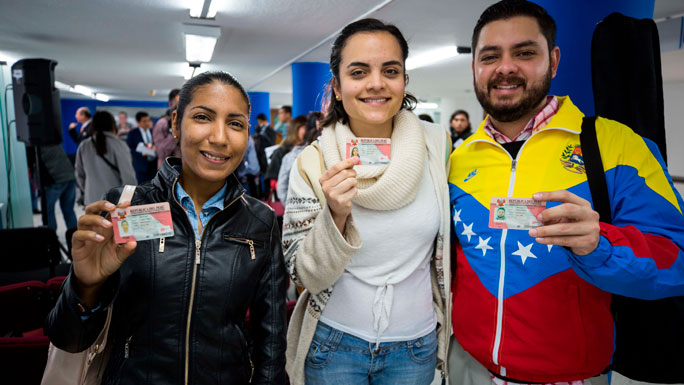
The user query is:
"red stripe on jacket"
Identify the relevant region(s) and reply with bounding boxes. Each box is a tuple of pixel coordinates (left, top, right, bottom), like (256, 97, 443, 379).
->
(600, 223, 679, 269)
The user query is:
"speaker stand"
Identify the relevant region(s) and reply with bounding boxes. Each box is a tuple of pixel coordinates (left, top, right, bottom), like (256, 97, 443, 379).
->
(34, 146, 48, 227)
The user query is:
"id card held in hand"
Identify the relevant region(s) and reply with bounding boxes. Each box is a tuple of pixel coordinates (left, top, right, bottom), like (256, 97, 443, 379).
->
(111, 202, 174, 243)
(345, 138, 391, 165)
(489, 197, 546, 230)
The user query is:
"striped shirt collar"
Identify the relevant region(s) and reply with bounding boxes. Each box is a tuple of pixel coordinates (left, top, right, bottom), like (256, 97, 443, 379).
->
(484, 95, 559, 144)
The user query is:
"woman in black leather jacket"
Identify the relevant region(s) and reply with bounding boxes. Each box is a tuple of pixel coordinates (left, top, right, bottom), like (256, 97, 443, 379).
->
(46, 72, 287, 384)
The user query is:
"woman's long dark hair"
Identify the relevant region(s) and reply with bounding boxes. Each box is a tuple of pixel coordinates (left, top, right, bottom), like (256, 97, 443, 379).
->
(91, 111, 116, 156)
(319, 18, 417, 128)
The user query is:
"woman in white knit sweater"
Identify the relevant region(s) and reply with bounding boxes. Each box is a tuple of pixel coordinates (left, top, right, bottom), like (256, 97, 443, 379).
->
(282, 18, 451, 385)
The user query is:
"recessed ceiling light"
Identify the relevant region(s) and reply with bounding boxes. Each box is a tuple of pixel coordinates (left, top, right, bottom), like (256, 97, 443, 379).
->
(406, 46, 459, 70)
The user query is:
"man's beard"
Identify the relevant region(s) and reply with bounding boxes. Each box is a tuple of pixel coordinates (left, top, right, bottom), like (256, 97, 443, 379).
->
(475, 66, 552, 123)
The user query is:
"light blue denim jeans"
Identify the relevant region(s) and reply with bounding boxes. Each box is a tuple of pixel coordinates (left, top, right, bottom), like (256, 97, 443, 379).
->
(304, 322, 437, 385)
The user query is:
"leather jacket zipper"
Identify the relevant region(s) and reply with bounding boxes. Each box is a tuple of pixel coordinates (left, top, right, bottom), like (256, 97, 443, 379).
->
(224, 236, 264, 260)
(124, 336, 132, 359)
(171, 179, 245, 385)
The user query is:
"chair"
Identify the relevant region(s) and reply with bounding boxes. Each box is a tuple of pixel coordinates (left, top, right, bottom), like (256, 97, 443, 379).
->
(0, 227, 64, 285)
(0, 281, 49, 337)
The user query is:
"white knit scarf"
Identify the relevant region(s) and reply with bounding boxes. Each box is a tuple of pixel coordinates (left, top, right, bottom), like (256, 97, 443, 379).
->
(319, 109, 426, 211)
(319, 110, 429, 344)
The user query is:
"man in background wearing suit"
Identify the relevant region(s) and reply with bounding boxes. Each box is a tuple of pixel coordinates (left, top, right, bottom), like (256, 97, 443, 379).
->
(127, 111, 157, 184)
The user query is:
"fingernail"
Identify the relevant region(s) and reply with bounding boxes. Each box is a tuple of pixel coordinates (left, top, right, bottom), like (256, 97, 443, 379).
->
(529, 229, 537, 237)
(533, 193, 542, 200)
(102, 219, 111, 226)
(536, 237, 545, 243)
(95, 234, 104, 241)
(104, 202, 115, 209)
(537, 214, 543, 221)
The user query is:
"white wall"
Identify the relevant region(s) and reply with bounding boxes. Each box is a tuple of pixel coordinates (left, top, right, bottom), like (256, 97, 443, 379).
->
(437, 94, 484, 135)
(664, 81, 684, 179)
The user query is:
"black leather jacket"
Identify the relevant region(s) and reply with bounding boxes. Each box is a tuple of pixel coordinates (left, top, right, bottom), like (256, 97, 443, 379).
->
(46, 158, 287, 384)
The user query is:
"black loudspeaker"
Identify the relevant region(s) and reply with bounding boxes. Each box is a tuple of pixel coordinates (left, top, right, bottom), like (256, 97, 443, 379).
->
(11, 58, 62, 145)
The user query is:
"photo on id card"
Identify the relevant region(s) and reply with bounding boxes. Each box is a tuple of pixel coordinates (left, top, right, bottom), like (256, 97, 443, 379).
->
(345, 138, 391, 165)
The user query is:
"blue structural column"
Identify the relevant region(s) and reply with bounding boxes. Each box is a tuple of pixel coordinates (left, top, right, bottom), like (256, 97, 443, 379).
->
(532, 0, 655, 116)
(247, 92, 270, 135)
(291, 62, 330, 118)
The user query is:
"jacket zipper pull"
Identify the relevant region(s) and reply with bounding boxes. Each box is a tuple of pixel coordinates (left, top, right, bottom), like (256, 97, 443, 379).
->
(248, 240, 256, 260)
(511, 159, 517, 172)
(124, 336, 132, 359)
(195, 239, 201, 264)
(159, 237, 165, 253)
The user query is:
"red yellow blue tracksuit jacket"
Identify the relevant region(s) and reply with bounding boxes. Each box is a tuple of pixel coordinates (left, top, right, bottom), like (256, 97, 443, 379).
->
(448, 96, 684, 383)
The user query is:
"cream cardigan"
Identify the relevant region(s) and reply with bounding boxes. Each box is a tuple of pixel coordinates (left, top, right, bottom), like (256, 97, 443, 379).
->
(282, 111, 452, 384)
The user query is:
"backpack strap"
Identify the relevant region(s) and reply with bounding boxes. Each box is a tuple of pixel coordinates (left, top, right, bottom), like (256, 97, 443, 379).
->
(296, 141, 327, 206)
(580, 116, 612, 224)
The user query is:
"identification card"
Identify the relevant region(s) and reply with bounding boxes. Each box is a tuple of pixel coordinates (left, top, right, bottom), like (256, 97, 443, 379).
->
(345, 138, 391, 165)
(489, 197, 546, 230)
(111, 202, 174, 243)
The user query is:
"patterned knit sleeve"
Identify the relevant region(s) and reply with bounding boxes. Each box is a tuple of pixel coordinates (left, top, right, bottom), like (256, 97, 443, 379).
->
(281, 157, 361, 295)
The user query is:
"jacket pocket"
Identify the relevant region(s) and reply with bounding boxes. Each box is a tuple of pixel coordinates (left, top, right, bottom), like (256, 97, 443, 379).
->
(223, 234, 265, 260)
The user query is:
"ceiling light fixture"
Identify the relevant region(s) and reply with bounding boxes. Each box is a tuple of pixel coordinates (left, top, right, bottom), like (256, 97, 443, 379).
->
(94, 93, 110, 102)
(55, 81, 110, 102)
(184, 24, 221, 63)
(406, 46, 459, 70)
(189, 0, 217, 19)
(73, 85, 95, 98)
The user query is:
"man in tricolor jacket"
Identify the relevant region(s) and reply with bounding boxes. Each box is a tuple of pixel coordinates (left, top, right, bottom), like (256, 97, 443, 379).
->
(447, 1, 684, 384)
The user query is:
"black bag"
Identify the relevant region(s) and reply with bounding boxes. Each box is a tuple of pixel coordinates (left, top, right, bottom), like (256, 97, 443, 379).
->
(581, 116, 684, 384)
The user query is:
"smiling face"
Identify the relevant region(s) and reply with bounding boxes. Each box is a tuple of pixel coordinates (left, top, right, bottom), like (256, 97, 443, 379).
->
(473, 16, 560, 124)
(171, 81, 250, 189)
(333, 31, 405, 136)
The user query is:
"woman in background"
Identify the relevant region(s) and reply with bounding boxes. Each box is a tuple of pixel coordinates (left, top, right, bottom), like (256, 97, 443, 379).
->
(75, 110, 136, 205)
(265, 115, 307, 200)
(277, 111, 323, 204)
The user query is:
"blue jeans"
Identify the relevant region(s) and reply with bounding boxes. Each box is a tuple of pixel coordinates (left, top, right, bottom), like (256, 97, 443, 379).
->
(44, 180, 77, 231)
(305, 322, 437, 385)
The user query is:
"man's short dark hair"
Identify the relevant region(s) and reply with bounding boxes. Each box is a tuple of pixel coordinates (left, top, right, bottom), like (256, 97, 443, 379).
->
(256, 113, 267, 121)
(80, 107, 91, 119)
(168, 88, 181, 102)
(280, 105, 292, 114)
(472, 0, 556, 53)
(135, 111, 149, 122)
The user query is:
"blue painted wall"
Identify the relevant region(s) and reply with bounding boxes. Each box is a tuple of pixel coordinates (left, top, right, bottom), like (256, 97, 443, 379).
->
(292, 62, 331, 118)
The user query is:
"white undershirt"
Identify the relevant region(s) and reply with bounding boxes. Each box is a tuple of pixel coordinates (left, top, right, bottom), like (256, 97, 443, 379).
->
(320, 158, 439, 343)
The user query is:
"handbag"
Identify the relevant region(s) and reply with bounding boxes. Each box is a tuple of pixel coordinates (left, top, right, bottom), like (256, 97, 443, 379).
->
(40, 306, 113, 385)
(41, 185, 136, 385)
